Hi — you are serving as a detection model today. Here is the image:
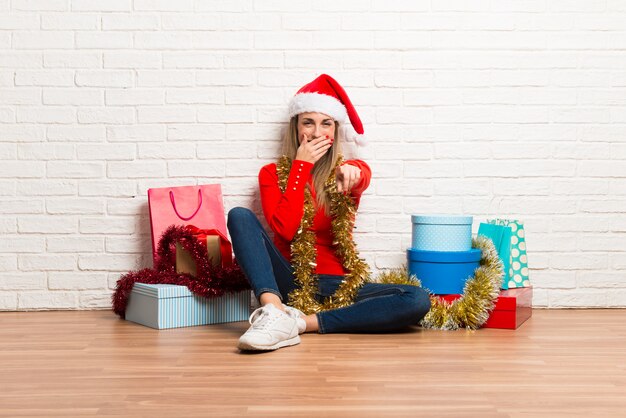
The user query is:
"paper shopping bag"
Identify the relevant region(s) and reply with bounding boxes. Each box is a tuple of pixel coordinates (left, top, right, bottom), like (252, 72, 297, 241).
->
(477, 222, 512, 289)
(488, 219, 530, 289)
(148, 184, 227, 265)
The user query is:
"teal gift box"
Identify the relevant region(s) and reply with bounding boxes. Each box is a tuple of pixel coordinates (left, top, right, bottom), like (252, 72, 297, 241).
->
(411, 214, 473, 252)
(125, 283, 251, 329)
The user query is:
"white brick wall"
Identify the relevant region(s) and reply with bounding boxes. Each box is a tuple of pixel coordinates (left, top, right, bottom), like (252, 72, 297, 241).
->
(1, 1, 625, 310)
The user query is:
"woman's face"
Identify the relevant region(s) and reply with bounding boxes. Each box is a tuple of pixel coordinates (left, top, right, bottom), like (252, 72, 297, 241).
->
(297, 112, 336, 144)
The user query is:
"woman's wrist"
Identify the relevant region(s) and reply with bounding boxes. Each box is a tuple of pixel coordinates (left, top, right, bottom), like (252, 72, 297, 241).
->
(294, 153, 313, 164)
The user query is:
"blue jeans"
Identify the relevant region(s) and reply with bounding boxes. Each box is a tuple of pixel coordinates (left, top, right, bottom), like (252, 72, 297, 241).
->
(227, 207, 431, 334)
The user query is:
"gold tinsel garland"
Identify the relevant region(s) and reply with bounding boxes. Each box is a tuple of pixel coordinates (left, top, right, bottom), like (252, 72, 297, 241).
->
(276, 155, 370, 314)
(421, 236, 503, 330)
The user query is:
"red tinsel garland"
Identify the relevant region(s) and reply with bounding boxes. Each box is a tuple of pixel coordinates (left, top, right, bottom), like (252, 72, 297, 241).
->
(112, 225, 250, 318)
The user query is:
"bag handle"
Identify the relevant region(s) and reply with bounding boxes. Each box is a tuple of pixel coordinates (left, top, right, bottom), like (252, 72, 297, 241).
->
(170, 189, 202, 221)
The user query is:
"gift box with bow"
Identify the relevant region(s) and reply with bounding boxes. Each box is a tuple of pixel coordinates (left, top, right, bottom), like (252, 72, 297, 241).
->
(176, 225, 233, 277)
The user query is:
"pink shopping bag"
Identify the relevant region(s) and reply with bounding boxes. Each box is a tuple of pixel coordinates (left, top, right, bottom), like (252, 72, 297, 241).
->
(147, 184, 227, 265)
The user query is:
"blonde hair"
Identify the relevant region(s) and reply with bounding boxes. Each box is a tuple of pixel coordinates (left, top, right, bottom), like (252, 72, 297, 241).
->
(282, 116, 342, 213)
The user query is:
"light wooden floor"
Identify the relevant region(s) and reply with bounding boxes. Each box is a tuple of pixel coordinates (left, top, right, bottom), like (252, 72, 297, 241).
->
(1, 309, 625, 418)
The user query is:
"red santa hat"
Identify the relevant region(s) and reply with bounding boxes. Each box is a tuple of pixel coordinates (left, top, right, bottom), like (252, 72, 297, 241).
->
(288, 74, 365, 144)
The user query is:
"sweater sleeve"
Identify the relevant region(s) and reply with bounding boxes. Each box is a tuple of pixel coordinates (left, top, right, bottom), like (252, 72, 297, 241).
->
(259, 160, 314, 242)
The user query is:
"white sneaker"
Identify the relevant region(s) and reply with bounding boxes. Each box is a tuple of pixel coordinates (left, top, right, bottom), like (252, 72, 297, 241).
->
(283, 305, 307, 334)
(237, 304, 300, 351)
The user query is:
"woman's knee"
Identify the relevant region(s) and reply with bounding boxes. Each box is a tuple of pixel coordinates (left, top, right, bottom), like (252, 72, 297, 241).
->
(399, 286, 431, 324)
(413, 287, 431, 317)
(227, 206, 255, 230)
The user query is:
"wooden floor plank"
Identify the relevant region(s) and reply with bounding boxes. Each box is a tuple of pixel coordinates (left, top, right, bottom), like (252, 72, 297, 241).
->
(1, 309, 625, 417)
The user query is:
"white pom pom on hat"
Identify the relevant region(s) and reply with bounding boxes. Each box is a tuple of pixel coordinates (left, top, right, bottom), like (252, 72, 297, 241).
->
(288, 73, 365, 145)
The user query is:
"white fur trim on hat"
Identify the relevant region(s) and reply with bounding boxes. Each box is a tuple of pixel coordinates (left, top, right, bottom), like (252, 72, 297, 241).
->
(340, 125, 368, 147)
(288, 92, 348, 122)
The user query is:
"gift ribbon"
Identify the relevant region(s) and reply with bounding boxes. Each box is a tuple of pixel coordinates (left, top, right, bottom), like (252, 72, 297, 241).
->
(184, 225, 233, 267)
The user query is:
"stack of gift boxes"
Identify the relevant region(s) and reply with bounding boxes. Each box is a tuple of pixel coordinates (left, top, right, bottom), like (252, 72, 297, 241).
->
(125, 226, 251, 330)
(407, 215, 532, 329)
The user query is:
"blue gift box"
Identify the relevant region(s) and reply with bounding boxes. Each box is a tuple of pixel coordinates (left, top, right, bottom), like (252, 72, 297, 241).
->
(125, 283, 251, 329)
(411, 214, 473, 252)
(407, 248, 482, 295)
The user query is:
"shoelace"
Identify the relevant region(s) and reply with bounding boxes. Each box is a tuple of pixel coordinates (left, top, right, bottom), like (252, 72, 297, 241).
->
(247, 307, 278, 330)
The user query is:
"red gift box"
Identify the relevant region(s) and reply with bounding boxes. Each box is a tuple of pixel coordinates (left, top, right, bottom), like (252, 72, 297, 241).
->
(436, 287, 532, 329)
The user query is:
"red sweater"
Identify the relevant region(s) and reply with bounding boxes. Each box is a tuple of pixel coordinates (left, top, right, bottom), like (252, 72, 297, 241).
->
(259, 159, 371, 276)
